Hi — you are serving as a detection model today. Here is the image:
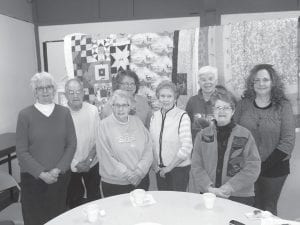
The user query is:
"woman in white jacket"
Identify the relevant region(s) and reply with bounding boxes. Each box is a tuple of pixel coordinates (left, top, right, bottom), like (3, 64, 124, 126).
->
(150, 80, 193, 191)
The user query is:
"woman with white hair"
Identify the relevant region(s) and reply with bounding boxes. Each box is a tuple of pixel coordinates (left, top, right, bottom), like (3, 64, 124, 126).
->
(16, 72, 76, 225)
(185, 65, 226, 141)
(96, 89, 153, 197)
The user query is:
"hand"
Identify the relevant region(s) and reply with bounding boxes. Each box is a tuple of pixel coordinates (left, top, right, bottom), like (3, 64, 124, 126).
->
(151, 162, 160, 173)
(159, 167, 171, 178)
(219, 184, 233, 198)
(49, 168, 61, 178)
(39, 172, 57, 184)
(75, 161, 90, 173)
(208, 186, 229, 198)
(128, 170, 142, 186)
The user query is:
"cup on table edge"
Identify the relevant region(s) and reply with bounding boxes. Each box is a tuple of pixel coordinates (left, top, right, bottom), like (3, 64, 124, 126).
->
(84, 203, 100, 223)
(203, 192, 216, 209)
(130, 189, 146, 205)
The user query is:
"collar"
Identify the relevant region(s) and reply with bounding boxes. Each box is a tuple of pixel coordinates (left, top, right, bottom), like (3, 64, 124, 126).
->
(34, 102, 55, 117)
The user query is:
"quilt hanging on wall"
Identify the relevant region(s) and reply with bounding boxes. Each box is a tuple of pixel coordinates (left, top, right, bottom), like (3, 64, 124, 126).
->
(64, 30, 198, 111)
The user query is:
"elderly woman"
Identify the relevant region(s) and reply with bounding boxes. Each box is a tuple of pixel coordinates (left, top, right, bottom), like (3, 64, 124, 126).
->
(16, 72, 76, 225)
(234, 64, 295, 214)
(189, 89, 261, 206)
(96, 90, 153, 197)
(185, 66, 226, 141)
(150, 80, 193, 191)
(101, 69, 152, 128)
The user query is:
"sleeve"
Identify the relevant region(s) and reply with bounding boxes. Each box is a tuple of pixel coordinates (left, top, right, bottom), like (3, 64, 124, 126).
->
(16, 111, 45, 178)
(136, 125, 153, 176)
(177, 113, 193, 160)
(56, 109, 77, 172)
(96, 122, 129, 178)
(185, 98, 193, 123)
(224, 132, 261, 192)
(261, 148, 288, 172)
(189, 132, 214, 193)
(100, 103, 112, 120)
(233, 100, 243, 124)
(275, 101, 295, 156)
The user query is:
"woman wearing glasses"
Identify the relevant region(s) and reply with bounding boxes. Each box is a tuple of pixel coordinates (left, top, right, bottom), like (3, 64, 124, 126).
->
(150, 81, 193, 191)
(234, 64, 295, 214)
(16, 72, 76, 225)
(96, 90, 153, 197)
(190, 89, 260, 206)
(101, 69, 152, 128)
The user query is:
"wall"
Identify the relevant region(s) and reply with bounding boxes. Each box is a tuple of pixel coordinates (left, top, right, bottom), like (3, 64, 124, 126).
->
(0, 14, 37, 134)
(222, 11, 300, 220)
(0, 0, 33, 22)
(38, 16, 200, 73)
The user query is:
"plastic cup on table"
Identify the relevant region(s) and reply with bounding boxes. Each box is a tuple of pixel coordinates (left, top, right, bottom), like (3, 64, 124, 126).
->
(203, 192, 216, 209)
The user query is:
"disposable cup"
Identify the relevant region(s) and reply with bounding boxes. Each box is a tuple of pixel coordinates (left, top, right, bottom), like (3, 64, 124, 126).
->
(203, 192, 216, 209)
(84, 203, 99, 223)
(130, 189, 146, 205)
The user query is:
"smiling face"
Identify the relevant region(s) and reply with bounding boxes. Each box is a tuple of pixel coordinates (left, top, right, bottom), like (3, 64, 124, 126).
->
(158, 88, 176, 111)
(112, 96, 131, 122)
(198, 72, 217, 95)
(253, 69, 272, 97)
(34, 78, 55, 104)
(119, 76, 136, 96)
(213, 99, 234, 126)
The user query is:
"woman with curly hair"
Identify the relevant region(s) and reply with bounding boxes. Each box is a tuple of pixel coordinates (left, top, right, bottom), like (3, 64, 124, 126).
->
(234, 64, 295, 215)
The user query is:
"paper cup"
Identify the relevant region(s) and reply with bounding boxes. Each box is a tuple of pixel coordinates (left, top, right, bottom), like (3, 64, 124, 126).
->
(203, 192, 216, 209)
(131, 189, 146, 205)
(84, 203, 99, 223)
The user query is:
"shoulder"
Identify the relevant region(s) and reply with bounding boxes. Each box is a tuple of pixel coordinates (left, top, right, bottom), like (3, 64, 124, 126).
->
(55, 104, 70, 113)
(186, 94, 199, 104)
(233, 124, 252, 136)
(83, 102, 98, 113)
(19, 105, 34, 115)
(18, 105, 34, 120)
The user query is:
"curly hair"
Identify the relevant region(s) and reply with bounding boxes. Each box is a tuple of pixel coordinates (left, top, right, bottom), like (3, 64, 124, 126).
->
(112, 69, 140, 94)
(243, 64, 287, 107)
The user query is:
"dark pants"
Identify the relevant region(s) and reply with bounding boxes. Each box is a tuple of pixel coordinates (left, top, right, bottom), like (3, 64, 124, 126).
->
(254, 175, 287, 215)
(229, 196, 255, 207)
(156, 165, 190, 191)
(101, 174, 149, 197)
(66, 163, 101, 209)
(20, 171, 71, 225)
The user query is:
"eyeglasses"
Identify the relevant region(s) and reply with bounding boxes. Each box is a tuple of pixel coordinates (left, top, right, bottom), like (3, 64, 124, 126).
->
(36, 85, 54, 92)
(213, 106, 232, 111)
(67, 90, 82, 95)
(253, 78, 271, 84)
(112, 103, 130, 109)
(120, 82, 136, 88)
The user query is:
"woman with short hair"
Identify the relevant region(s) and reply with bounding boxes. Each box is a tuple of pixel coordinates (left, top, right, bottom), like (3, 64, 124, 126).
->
(96, 90, 153, 197)
(101, 69, 152, 128)
(150, 80, 193, 191)
(234, 64, 295, 214)
(190, 89, 261, 206)
(185, 65, 226, 141)
(16, 72, 76, 225)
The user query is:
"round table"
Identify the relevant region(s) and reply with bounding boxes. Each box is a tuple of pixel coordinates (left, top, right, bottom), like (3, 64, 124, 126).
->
(45, 191, 260, 225)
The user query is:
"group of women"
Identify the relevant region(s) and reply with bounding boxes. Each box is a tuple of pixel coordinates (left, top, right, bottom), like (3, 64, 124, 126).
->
(16, 64, 295, 225)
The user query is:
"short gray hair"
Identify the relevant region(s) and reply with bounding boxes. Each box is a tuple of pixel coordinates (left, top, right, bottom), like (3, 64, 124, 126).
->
(65, 78, 83, 92)
(155, 80, 179, 100)
(198, 66, 218, 79)
(30, 72, 57, 92)
(110, 89, 132, 106)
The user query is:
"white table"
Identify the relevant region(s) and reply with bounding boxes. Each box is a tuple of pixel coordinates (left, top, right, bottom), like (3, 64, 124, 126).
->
(45, 191, 261, 225)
